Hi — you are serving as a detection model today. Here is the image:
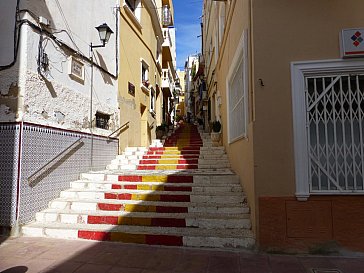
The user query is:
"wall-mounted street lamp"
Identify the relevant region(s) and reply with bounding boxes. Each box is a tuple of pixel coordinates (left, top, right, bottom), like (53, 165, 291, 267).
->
(89, 23, 113, 170)
(94, 23, 114, 47)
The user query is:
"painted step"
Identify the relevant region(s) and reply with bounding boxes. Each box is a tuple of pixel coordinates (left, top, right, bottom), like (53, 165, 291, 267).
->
(81, 174, 241, 185)
(35, 209, 251, 229)
(22, 222, 255, 248)
(49, 198, 248, 213)
(70, 180, 243, 193)
(139, 159, 199, 164)
(59, 189, 245, 203)
(137, 164, 198, 170)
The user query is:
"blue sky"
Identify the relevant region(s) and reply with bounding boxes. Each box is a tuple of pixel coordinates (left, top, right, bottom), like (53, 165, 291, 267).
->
(173, 0, 203, 70)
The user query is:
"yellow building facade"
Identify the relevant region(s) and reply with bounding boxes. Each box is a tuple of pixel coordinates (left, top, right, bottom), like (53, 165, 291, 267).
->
(203, 0, 364, 252)
(118, 0, 176, 151)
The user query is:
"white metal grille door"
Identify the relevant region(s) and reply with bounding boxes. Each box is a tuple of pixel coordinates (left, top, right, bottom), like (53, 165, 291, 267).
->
(306, 74, 364, 193)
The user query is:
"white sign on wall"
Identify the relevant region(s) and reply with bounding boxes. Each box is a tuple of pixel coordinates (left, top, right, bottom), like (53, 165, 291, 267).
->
(341, 28, 364, 58)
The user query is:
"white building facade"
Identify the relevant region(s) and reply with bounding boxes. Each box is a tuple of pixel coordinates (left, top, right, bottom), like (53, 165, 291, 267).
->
(0, 1, 119, 234)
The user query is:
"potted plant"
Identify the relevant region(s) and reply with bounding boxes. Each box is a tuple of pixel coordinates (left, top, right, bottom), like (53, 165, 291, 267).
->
(211, 120, 221, 146)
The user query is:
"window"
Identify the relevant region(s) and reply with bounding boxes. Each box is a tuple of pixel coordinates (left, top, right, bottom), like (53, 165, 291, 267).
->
(218, 3, 226, 46)
(95, 112, 110, 130)
(141, 59, 149, 88)
(125, 0, 137, 11)
(226, 30, 248, 143)
(123, 0, 141, 25)
(150, 87, 156, 114)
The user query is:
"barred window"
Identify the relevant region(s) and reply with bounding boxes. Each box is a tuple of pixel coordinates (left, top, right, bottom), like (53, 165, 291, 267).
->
(95, 112, 110, 130)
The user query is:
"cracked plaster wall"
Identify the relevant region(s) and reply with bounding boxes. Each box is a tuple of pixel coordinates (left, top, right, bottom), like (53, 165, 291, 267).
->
(0, 1, 119, 136)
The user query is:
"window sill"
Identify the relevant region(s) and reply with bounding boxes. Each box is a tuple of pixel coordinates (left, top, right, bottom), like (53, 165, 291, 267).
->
(123, 3, 142, 31)
(140, 84, 150, 95)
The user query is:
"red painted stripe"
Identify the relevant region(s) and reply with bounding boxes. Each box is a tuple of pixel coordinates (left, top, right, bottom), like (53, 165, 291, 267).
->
(105, 193, 132, 200)
(145, 234, 183, 246)
(78, 231, 111, 241)
(137, 165, 156, 170)
(164, 186, 192, 192)
(181, 151, 200, 155)
(176, 165, 198, 170)
(124, 185, 137, 190)
(143, 155, 161, 159)
(178, 159, 198, 164)
(156, 206, 188, 213)
(160, 195, 190, 202)
(118, 175, 142, 182)
(98, 203, 123, 211)
(112, 184, 122, 189)
(151, 218, 186, 227)
(167, 176, 193, 183)
(149, 147, 165, 151)
(345, 51, 364, 55)
(139, 160, 158, 164)
(88, 215, 118, 225)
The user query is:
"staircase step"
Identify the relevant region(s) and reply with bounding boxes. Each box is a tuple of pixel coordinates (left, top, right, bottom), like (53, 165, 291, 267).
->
(22, 222, 255, 248)
(36, 209, 251, 228)
(49, 198, 248, 212)
(21, 123, 255, 250)
(59, 189, 245, 203)
(70, 180, 243, 193)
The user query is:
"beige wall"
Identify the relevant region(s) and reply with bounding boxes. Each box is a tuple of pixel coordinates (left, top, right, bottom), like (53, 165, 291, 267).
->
(252, 0, 364, 241)
(118, 4, 163, 151)
(252, 0, 364, 196)
(206, 0, 257, 231)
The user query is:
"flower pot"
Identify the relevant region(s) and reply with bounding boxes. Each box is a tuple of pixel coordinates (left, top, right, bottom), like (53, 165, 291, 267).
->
(211, 131, 221, 146)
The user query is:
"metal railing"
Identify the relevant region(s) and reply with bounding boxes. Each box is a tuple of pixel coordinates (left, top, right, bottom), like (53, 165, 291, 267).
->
(108, 121, 130, 139)
(27, 137, 84, 187)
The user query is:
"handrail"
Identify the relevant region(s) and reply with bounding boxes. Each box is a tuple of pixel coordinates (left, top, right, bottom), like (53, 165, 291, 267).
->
(28, 137, 84, 186)
(108, 121, 130, 139)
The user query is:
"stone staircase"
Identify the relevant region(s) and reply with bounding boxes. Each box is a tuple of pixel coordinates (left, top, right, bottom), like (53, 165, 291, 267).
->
(21, 123, 255, 249)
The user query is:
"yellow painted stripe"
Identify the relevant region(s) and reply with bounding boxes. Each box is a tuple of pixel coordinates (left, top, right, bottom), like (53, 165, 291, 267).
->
(160, 155, 182, 159)
(124, 204, 156, 212)
(131, 194, 160, 201)
(159, 159, 179, 164)
(142, 175, 168, 182)
(162, 150, 182, 155)
(111, 232, 145, 243)
(165, 147, 179, 150)
(156, 165, 178, 170)
(136, 184, 164, 191)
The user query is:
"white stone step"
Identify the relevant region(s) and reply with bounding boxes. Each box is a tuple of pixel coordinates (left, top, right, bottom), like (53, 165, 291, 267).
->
(21, 222, 255, 249)
(59, 188, 245, 202)
(35, 209, 251, 229)
(69, 180, 242, 193)
(87, 174, 241, 184)
(48, 198, 248, 212)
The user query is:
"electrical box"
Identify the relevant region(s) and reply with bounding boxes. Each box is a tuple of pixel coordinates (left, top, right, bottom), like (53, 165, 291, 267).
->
(38, 16, 50, 26)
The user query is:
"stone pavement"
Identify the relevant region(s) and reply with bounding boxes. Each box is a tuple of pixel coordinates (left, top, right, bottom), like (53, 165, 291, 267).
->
(1, 236, 364, 273)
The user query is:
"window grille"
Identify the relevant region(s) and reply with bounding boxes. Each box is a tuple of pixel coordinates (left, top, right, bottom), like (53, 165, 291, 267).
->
(306, 74, 364, 193)
(95, 112, 110, 130)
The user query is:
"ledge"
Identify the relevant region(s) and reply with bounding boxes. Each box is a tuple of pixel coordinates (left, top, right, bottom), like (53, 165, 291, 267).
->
(123, 3, 142, 31)
(140, 84, 150, 95)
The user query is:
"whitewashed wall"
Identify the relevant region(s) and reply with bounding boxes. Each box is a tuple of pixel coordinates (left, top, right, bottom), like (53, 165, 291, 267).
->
(0, 0, 120, 136)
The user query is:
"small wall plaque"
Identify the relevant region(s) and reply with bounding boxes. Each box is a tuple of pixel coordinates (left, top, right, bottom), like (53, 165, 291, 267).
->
(128, 82, 135, 96)
(68, 56, 84, 83)
(341, 28, 364, 58)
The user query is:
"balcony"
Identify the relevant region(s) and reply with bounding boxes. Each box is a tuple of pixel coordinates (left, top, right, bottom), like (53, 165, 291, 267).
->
(162, 68, 174, 97)
(162, 28, 173, 62)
